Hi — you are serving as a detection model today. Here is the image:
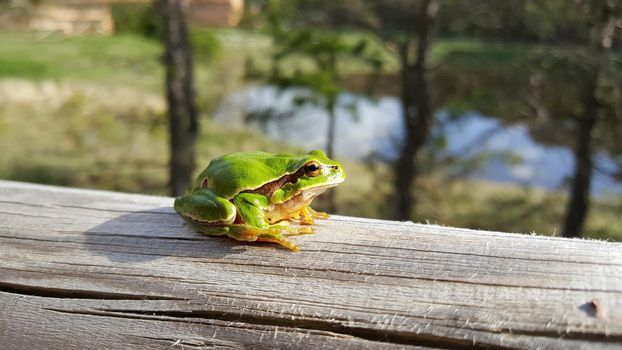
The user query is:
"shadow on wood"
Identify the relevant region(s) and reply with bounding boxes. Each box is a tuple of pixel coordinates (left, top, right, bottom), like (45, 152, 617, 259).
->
(85, 207, 244, 263)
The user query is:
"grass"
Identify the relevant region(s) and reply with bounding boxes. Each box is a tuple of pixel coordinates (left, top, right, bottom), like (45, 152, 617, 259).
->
(0, 29, 620, 240)
(0, 28, 277, 195)
(0, 78, 299, 193)
(0, 28, 249, 97)
(0, 32, 163, 90)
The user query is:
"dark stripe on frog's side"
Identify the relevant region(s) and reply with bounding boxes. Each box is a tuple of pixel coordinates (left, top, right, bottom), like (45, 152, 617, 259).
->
(242, 167, 305, 197)
(200, 167, 305, 198)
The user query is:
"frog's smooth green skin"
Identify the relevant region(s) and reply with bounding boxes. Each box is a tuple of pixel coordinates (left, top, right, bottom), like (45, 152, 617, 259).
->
(174, 150, 345, 251)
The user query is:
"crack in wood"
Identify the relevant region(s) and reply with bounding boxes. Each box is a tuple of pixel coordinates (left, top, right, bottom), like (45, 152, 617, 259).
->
(44, 307, 485, 350)
(133, 335, 225, 349)
(306, 243, 622, 268)
(0, 281, 185, 301)
(102, 308, 622, 347)
(0, 235, 80, 244)
(4, 244, 621, 294)
(0, 199, 59, 209)
(185, 259, 622, 294)
(494, 327, 622, 343)
(36, 304, 622, 349)
(0, 210, 61, 219)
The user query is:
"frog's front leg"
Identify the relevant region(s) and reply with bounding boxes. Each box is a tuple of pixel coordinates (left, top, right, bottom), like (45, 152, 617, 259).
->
(308, 207, 330, 219)
(297, 206, 330, 225)
(231, 193, 312, 251)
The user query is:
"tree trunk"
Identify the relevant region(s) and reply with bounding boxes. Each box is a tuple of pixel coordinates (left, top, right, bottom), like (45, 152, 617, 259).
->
(562, 0, 615, 237)
(562, 103, 597, 238)
(326, 98, 336, 159)
(325, 98, 337, 212)
(156, 0, 199, 197)
(394, 43, 417, 220)
(393, 0, 437, 220)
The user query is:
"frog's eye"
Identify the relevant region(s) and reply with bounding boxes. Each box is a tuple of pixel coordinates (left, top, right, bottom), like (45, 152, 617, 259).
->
(304, 161, 321, 177)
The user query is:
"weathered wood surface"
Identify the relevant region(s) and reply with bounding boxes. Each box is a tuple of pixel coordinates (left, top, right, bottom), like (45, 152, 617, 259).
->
(0, 180, 621, 350)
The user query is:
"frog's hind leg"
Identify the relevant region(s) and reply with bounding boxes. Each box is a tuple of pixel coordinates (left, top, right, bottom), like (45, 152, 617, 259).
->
(175, 189, 237, 224)
(230, 193, 315, 251)
(226, 224, 302, 251)
(185, 219, 230, 236)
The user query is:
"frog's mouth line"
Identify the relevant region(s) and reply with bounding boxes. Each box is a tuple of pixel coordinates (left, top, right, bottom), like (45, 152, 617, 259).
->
(299, 183, 339, 201)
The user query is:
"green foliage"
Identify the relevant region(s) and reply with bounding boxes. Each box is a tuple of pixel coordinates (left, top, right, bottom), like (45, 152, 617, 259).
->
(267, 1, 365, 93)
(435, 37, 622, 152)
(437, 0, 620, 45)
(246, 0, 384, 126)
(111, 3, 162, 39)
(190, 28, 222, 61)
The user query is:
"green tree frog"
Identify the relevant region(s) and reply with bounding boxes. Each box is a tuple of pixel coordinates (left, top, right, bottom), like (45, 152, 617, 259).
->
(174, 150, 345, 251)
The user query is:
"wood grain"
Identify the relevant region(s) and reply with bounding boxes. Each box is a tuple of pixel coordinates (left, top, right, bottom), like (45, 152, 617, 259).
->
(0, 180, 620, 349)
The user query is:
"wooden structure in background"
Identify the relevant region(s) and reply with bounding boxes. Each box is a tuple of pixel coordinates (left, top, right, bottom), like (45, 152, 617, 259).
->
(29, 1, 114, 35)
(185, 0, 244, 27)
(2, 0, 244, 35)
(0, 180, 620, 349)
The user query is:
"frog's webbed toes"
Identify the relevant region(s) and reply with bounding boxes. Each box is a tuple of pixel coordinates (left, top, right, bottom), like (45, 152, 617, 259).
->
(281, 225, 315, 236)
(298, 213, 314, 225)
(256, 233, 299, 251)
(297, 206, 329, 225)
(225, 224, 309, 251)
(308, 207, 330, 219)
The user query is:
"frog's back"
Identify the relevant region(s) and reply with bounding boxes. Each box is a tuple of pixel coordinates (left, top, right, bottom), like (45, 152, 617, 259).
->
(197, 151, 309, 199)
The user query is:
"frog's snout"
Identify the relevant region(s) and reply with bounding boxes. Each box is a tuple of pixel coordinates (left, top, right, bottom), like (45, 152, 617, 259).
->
(327, 164, 345, 182)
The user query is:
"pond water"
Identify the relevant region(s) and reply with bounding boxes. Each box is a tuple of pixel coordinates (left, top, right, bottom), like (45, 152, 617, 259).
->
(215, 85, 621, 195)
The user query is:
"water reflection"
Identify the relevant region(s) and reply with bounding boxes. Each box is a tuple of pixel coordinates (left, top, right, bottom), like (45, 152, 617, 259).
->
(214, 85, 401, 159)
(214, 85, 621, 195)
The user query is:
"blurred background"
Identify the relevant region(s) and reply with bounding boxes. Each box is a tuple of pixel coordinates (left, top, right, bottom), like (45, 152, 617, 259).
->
(0, 0, 620, 240)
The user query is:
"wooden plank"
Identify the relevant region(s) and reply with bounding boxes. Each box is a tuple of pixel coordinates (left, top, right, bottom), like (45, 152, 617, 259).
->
(0, 180, 620, 349)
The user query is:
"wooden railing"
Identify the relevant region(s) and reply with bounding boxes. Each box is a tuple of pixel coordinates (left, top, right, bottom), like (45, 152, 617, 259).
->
(0, 180, 620, 349)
